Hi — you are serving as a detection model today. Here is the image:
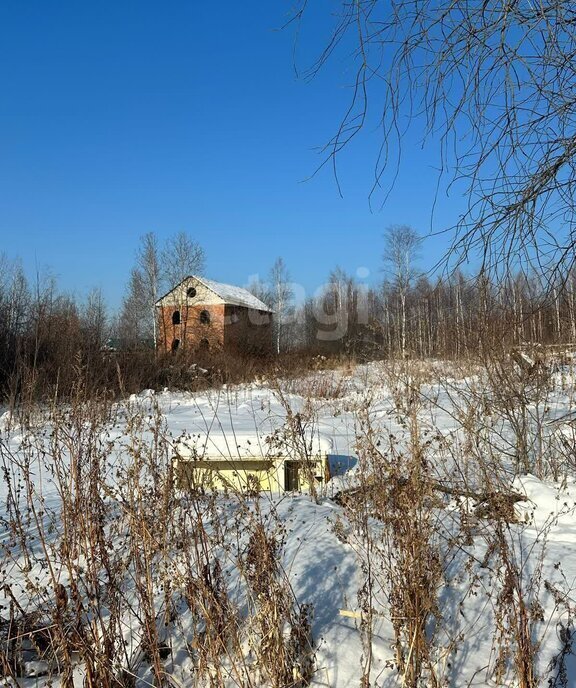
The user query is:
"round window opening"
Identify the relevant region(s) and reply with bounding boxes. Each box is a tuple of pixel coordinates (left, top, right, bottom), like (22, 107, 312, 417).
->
(187, 287, 197, 298)
(199, 310, 211, 325)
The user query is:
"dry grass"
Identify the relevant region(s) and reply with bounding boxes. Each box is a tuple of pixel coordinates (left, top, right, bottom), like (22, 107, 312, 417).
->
(1, 354, 576, 686)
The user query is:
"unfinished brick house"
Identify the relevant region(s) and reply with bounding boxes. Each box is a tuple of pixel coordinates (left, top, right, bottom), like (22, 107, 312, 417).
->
(155, 276, 273, 354)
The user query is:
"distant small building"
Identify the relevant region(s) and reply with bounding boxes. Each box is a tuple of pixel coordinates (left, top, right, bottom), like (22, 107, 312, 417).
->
(155, 275, 273, 354)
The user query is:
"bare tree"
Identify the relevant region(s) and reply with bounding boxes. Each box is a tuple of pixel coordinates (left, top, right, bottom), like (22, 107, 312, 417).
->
(247, 277, 271, 305)
(295, 2, 576, 283)
(161, 231, 206, 287)
(328, 266, 351, 337)
(81, 288, 108, 352)
(121, 233, 161, 347)
(383, 225, 421, 357)
(318, 267, 357, 352)
(0, 255, 29, 397)
(269, 258, 294, 355)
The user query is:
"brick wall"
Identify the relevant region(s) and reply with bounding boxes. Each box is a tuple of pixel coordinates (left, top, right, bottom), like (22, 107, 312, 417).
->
(157, 304, 226, 353)
(157, 303, 273, 354)
(224, 305, 273, 353)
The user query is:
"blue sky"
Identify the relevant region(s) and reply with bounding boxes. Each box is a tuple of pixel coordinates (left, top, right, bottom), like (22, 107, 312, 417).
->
(0, 0, 466, 310)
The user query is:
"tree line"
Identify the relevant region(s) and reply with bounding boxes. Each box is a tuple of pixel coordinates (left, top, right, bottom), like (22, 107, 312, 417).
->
(262, 226, 576, 359)
(1, 226, 575, 402)
(289, 265, 576, 359)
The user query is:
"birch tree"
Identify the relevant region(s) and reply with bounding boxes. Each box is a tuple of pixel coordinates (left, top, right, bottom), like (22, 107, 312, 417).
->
(121, 233, 161, 346)
(382, 225, 421, 357)
(161, 231, 205, 287)
(269, 258, 293, 355)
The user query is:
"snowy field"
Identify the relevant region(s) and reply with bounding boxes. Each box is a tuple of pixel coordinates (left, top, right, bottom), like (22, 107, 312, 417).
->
(2, 358, 576, 686)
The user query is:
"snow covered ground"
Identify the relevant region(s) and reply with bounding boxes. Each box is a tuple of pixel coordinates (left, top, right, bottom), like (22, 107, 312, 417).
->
(2, 359, 576, 686)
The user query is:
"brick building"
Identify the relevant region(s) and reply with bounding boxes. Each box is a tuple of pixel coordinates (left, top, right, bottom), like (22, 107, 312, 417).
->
(155, 276, 273, 354)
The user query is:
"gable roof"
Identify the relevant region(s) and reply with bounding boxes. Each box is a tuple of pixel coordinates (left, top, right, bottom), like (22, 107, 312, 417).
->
(156, 275, 273, 312)
(196, 276, 272, 311)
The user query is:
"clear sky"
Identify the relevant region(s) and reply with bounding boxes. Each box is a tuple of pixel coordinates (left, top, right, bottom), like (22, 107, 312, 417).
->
(0, 0, 466, 311)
